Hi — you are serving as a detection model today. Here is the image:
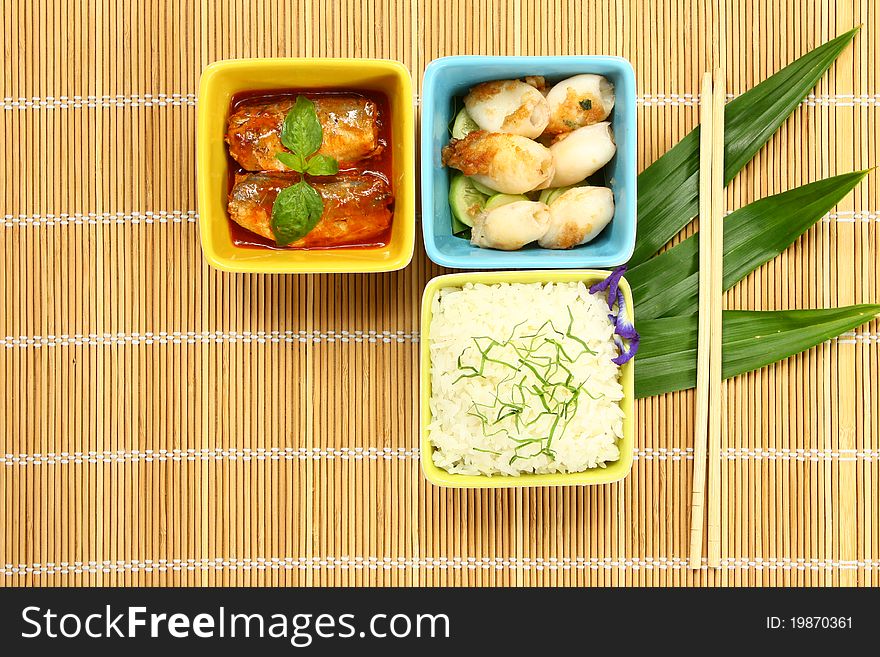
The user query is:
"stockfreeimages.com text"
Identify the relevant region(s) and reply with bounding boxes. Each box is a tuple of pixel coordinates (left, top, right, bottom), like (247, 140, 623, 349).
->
(21, 605, 450, 647)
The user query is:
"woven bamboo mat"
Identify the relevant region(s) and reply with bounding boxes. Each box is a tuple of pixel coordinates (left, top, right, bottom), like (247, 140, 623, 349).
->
(1, 0, 878, 588)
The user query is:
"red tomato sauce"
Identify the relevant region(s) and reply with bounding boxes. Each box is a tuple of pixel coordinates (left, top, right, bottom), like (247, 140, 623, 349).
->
(226, 88, 393, 250)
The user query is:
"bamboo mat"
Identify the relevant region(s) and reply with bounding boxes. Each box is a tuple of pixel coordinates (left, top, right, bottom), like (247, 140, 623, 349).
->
(1, 0, 878, 588)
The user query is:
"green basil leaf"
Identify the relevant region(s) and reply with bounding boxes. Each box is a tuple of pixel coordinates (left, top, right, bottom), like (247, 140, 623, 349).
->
(270, 181, 324, 246)
(634, 305, 880, 398)
(628, 171, 869, 320)
(630, 27, 859, 266)
(280, 96, 323, 158)
(275, 151, 305, 172)
(305, 154, 339, 176)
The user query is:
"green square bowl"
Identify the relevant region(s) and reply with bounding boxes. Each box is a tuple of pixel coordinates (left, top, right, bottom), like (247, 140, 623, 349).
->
(420, 270, 635, 488)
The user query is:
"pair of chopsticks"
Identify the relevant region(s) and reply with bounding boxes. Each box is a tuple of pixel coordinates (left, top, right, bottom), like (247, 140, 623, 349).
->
(689, 69, 725, 570)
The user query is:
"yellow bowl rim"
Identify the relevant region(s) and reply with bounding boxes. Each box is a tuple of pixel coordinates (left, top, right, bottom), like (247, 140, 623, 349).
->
(196, 57, 415, 274)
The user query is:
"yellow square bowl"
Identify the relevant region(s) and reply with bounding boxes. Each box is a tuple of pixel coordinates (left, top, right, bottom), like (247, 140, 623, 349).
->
(420, 270, 635, 488)
(197, 58, 415, 273)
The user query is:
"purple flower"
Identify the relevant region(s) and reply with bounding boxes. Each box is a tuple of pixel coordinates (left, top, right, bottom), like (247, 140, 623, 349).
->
(611, 332, 640, 366)
(589, 264, 627, 308)
(612, 289, 638, 339)
(589, 266, 640, 365)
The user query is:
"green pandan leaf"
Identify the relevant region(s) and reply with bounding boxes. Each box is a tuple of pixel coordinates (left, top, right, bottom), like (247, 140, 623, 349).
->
(630, 27, 860, 267)
(628, 171, 869, 320)
(634, 305, 880, 398)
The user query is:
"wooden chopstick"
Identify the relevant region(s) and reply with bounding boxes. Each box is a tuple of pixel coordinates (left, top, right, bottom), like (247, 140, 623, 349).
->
(688, 69, 726, 569)
(707, 68, 726, 568)
(688, 71, 715, 569)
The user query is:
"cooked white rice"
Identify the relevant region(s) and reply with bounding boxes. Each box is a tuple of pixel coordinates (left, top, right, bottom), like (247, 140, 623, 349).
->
(428, 281, 624, 476)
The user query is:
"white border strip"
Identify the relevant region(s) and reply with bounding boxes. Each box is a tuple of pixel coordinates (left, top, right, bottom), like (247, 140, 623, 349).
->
(4, 92, 880, 110)
(4, 331, 877, 349)
(2, 555, 877, 576)
(1, 330, 420, 347)
(7, 210, 879, 228)
(3, 446, 879, 467)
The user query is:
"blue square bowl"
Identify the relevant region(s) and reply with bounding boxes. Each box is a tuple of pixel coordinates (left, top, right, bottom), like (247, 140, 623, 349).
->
(421, 56, 637, 269)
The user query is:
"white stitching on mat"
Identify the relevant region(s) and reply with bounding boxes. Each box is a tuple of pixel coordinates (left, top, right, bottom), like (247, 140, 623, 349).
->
(3, 447, 879, 467)
(2, 556, 877, 576)
(638, 447, 880, 462)
(821, 210, 880, 223)
(720, 448, 880, 462)
(4, 211, 199, 227)
(1, 94, 198, 109)
(0, 447, 420, 466)
(0, 330, 421, 347)
(4, 331, 877, 349)
(4, 93, 880, 110)
(835, 330, 879, 346)
(638, 92, 880, 107)
(7, 210, 879, 228)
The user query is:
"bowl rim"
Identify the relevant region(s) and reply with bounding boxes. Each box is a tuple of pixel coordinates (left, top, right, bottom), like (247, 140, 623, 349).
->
(420, 54, 637, 270)
(197, 56, 416, 274)
(424, 53, 638, 68)
(419, 269, 636, 489)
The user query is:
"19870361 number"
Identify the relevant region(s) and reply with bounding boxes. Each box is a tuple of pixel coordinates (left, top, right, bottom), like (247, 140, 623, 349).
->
(766, 616, 852, 630)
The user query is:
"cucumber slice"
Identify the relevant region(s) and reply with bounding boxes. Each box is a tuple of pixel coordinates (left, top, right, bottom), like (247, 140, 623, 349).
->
(448, 174, 488, 228)
(538, 181, 590, 206)
(537, 188, 559, 205)
(469, 178, 497, 196)
(525, 189, 543, 201)
(484, 193, 530, 211)
(451, 107, 480, 139)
